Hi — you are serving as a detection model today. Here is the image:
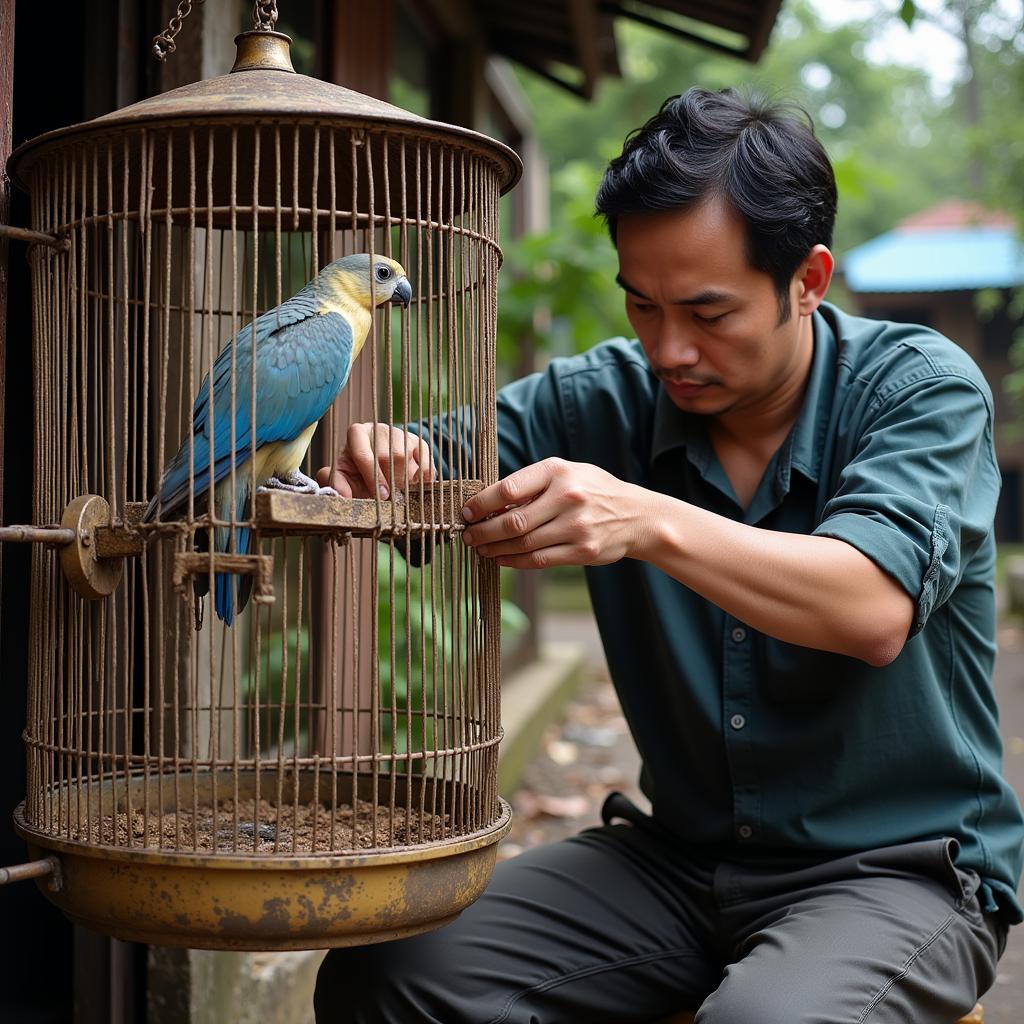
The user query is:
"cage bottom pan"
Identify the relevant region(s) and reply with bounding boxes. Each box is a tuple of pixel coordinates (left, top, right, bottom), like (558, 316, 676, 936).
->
(14, 770, 512, 950)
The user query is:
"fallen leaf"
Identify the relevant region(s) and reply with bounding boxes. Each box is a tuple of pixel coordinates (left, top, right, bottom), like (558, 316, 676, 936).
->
(533, 793, 591, 819)
(546, 739, 579, 765)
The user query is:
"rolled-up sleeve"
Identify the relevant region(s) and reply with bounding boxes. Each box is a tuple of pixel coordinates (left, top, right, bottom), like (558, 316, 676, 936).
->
(813, 370, 1000, 636)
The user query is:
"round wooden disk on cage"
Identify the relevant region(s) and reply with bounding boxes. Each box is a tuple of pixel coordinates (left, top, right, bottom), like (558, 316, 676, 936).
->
(10, 31, 520, 950)
(58, 494, 125, 600)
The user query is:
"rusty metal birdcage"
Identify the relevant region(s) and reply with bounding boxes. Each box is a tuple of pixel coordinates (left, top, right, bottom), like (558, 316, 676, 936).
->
(4, 25, 520, 949)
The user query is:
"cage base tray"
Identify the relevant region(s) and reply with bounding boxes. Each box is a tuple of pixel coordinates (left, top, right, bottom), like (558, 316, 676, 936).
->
(14, 772, 511, 951)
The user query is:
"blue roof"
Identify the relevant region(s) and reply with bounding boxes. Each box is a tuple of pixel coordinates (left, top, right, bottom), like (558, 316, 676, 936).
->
(841, 227, 1024, 293)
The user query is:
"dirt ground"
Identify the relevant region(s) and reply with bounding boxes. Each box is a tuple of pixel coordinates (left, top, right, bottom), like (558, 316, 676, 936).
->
(497, 611, 1024, 1023)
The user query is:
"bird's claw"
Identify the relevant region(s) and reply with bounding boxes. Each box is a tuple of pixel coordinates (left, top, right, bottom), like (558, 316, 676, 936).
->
(257, 476, 340, 498)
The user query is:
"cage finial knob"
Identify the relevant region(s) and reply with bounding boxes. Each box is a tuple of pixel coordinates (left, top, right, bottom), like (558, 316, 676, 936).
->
(230, 30, 295, 74)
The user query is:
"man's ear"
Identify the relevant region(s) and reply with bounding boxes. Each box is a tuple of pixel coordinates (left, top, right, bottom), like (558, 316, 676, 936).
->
(796, 245, 834, 316)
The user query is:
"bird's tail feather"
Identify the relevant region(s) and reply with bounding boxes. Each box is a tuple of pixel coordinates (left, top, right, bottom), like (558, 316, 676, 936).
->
(215, 571, 236, 627)
(213, 483, 254, 625)
(213, 526, 253, 625)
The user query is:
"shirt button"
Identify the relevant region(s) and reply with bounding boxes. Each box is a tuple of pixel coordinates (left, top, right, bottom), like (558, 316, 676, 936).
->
(737, 825, 754, 840)
(731, 626, 747, 643)
(730, 713, 746, 730)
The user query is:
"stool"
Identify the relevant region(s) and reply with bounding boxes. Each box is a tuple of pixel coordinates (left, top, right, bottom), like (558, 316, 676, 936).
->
(663, 1004, 983, 1023)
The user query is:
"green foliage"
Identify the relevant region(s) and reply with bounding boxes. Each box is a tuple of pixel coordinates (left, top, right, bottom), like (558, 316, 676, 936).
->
(376, 547, 528, 761)
(498, 161, 630, 363)
(496, 0, 972, 364)
(246, 627, 310, 755)
(246, 549, 529, 764)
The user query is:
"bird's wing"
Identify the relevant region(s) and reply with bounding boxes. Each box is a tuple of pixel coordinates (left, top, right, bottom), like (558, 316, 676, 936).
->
(192, 289, 321, 437)
(149, 297, 355, 518)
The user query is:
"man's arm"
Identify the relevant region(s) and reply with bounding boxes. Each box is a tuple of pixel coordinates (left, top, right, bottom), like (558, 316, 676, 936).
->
(316, 358, 576, 496)
(462, 366, 998, 668)
(460, 457, 913, 666)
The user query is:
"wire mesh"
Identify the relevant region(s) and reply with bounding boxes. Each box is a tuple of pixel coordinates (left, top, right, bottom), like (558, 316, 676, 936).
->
(22, 119, 505, 859)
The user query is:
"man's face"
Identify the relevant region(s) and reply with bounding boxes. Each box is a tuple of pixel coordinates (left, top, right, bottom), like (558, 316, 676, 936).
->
(616, 197, 813, 419)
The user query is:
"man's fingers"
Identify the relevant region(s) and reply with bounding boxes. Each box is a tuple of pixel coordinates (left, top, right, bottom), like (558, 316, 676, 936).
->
(463, 496, 555, 548)
(413, 437, 436, 481)
(462, 459, 559, 523)
(330, 471, 355, 499)
(321, 425, 437, 499)
(317, 457, 356, 497)
(347, 423, 390, 498)
(469, 518, 567, 559)
(489, 544, 579, 571)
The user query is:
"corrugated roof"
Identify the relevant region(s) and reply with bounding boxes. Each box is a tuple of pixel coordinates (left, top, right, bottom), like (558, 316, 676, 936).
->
(841, 226, 1024, 293)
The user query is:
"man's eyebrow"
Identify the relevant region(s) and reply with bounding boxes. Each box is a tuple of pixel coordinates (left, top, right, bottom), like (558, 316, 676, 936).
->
(615, 274, 736, 306)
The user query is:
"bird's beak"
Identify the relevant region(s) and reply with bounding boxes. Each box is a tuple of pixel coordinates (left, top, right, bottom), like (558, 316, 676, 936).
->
(390, 276, 412, 308)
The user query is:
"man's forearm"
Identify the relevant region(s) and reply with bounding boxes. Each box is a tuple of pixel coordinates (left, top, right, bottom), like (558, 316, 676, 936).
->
(631, 489, 914, 666)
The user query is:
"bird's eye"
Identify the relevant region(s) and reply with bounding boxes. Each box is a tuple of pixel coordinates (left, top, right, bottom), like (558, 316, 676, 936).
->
(374, 265, 392, 282)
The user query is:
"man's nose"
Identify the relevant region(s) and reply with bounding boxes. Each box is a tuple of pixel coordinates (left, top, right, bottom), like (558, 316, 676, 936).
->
(653, 324, 700, 368)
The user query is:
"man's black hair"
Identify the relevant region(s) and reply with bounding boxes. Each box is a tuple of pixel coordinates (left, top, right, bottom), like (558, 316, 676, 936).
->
(595, 88, 837, 322)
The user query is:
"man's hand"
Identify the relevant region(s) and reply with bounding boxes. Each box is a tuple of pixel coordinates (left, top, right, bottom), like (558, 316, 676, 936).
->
(316, 422, 436, 498)
(461, 458, 651, 569)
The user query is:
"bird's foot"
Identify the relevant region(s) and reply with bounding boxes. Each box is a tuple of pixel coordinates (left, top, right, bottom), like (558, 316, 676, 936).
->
(257, 470, 339, 497)
(286, 469, 340, 497)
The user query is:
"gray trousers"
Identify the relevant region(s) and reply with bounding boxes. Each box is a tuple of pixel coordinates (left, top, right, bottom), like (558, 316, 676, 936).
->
(314, 793, 1008, 1024)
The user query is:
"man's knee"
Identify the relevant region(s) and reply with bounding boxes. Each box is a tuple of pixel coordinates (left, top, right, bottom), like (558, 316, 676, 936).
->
(695, 972, 792, 1024)
(314, 938, 475, 1024)
(314, 944, 420, 1023)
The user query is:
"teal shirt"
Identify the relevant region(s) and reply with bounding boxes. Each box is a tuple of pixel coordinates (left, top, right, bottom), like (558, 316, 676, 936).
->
(495, 302, 1024, 922)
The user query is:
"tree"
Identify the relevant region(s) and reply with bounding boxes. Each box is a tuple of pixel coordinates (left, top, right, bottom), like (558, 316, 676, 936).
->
(499, 0, 970, 360)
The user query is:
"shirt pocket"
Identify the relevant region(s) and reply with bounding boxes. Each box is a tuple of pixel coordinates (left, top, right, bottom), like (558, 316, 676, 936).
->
(758, 635, 855, 702)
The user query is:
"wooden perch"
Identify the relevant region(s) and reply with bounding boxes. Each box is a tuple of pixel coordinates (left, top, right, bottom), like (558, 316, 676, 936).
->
(90, 481, 484, 559)
(254, 480, 483, 537)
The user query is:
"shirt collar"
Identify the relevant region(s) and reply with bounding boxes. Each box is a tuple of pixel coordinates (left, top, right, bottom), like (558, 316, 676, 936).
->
(650, 383, 698, 464)
(649, 306, 838, 486)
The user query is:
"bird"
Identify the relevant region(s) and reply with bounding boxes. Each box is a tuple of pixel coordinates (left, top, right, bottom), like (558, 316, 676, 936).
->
(144, 253, 412, 625)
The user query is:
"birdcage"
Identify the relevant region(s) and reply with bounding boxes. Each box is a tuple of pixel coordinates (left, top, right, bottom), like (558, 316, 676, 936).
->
(2, 22, 520, 950)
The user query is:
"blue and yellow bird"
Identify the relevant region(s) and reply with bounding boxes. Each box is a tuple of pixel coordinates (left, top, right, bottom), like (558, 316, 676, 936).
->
(144, 253, 412, 625)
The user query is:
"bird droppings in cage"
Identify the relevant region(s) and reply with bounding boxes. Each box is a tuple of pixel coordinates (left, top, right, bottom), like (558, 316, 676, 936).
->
(68, 796, 450, 854)
(7, 24, 521, 949)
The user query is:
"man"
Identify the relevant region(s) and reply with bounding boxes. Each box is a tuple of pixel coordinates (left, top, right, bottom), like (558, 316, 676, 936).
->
(314, 88, 1023, 1022)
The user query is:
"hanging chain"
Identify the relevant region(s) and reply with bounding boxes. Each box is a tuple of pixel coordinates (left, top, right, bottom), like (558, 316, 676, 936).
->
(152, 0, 206, 62)
(153, 0, 279, 62)
(253, 1, 279, 30)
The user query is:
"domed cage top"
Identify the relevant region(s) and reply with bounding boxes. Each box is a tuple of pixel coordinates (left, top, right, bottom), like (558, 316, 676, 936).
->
(7, 31, 521, 949)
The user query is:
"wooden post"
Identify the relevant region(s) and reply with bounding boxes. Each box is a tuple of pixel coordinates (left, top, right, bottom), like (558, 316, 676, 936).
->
(0, 0, 13, 617)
